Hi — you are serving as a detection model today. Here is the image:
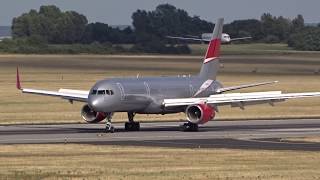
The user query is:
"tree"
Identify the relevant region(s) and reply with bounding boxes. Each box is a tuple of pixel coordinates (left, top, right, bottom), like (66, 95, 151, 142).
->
(292, 14, 305, 32)
(82, 23, 135, 44)
(12, 5, 88, 44)
(260, 13, 291, 42)
(224, 19, 263, 41)
(131, 4, 210, 53)
(82, 22, 109, 43)
(288, 27, 320, 51)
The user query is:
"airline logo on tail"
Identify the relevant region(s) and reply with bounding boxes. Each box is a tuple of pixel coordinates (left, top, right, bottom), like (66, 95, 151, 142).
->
(204, 39, 221, 63)
(203, 18, 223, 64)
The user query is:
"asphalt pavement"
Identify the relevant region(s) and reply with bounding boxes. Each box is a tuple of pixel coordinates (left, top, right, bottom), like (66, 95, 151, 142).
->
(1, 119, 320, 150)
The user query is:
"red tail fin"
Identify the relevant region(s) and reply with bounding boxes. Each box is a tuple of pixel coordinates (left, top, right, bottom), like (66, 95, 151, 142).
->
(199, 18, 224, 80)
(204, 39, 221, 63)
(203, 18, 223, 64)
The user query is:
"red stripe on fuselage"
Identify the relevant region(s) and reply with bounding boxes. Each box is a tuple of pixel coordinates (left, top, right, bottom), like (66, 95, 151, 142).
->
(204, 39, 221, 63)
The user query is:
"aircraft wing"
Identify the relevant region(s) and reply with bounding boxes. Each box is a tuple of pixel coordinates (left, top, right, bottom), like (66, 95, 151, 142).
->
(16, 68, 88, 102)
(216, 81, 278, 93)
(21, 88, 88, 102)
(163, 91, 320, 109)
(166, 36, 210, 42)
(167, 35, 252, 42)
(230, 36, 252, 41)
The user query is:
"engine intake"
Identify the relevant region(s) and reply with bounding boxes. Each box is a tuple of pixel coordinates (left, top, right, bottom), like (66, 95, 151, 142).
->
(81, 104, 106, 123)
(186, 104, 215, 124)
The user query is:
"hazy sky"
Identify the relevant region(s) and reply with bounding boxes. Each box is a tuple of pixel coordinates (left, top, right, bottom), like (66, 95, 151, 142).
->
(0, 0, 319, 25)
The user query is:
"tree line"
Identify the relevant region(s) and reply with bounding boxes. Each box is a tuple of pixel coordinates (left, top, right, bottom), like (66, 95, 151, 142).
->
(4, 4, 320, 53)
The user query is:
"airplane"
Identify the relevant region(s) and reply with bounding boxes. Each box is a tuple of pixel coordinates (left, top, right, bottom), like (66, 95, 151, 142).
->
(167, 33, 252, 44)
(16, 18, 320, 133)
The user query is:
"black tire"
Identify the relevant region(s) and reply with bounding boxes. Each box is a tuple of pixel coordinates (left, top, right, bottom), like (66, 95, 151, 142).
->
(110, 126, 115, 133)
(190, 124, 199, 132)
(134, 122, 140, 131)
(125, 122, 131, 131)
(125, 122, 140, 131)
(105, 124, 115, 133)
(180, 123, 198, 132)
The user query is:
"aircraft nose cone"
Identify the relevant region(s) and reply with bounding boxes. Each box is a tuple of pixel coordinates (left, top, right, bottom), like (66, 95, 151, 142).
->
(91, 99, 99, 107)
(88, 96, 101, 111)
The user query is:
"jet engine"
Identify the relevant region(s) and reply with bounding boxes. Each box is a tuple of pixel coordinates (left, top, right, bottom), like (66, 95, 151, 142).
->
(81, 104, 106, 123)
(185, 104, 215, 124)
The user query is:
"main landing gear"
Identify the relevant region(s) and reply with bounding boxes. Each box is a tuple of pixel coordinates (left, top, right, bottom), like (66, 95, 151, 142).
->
(180, 122, 199, 132)
(105, 113, 115, 133)
(125, 112, 140, 131)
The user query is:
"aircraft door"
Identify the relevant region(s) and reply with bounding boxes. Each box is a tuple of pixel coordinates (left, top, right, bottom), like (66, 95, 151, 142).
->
(116, 83, 125, 101)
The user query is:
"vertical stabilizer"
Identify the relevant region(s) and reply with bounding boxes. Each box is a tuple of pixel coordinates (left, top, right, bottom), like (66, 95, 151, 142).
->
(199, 18, 224, 80)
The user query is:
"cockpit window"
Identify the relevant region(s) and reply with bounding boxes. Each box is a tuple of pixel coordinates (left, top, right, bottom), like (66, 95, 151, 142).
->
(92, 89, 114, 95)
(97, 90, 105, 95)
(91, 90, 97, 95)
(105, 90, 114, 95)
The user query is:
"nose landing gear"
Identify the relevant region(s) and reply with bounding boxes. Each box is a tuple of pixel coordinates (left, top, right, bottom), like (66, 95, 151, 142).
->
(105, 113, 115, 133)
(125, 112, 140, 131)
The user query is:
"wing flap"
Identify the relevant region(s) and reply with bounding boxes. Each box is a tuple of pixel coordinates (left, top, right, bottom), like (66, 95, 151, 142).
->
(216, 81, 278, 93)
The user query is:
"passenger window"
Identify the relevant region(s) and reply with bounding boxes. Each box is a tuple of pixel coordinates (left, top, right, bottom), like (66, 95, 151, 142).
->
(91, 90, 97, 95)
(97, 90, 105, 95)
(110, 90, 114, 95)
(106, 90, 110, 95)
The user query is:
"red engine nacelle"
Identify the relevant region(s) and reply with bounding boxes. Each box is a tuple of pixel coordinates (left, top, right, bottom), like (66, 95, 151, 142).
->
(81, 104, 106, 123)
(185, 104, 216, 124)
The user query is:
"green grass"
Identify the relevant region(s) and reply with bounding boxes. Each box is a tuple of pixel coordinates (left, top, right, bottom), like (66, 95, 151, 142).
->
(1, 144, 320, 179)
(190, 43, 320, 56)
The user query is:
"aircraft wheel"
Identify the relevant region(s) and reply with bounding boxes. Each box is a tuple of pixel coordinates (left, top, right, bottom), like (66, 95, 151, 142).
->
(105, 123, 115, 133)
(125, 122, 140, 131)
(180, 122, 199, 132)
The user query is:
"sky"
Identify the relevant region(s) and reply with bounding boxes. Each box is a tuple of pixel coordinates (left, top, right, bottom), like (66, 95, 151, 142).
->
(0, 0, 319, 26)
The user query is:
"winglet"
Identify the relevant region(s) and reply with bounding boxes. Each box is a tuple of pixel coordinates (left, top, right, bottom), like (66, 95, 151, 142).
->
(16, 67, 22, 90)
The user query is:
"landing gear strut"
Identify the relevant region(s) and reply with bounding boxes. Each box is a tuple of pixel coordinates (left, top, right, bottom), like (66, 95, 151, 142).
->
(180, 122, 199, 132)
(125, 112, 140, 131)
(105, 113, 115, 133)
